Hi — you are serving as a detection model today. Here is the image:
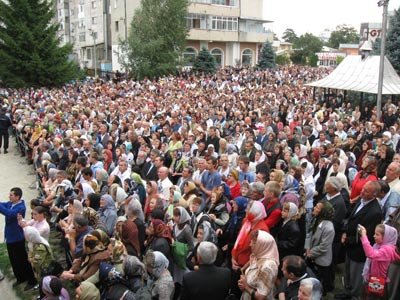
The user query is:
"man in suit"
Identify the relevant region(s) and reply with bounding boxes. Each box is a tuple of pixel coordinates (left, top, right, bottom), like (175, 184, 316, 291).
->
(0, 187, 36, 290)
(141, 149, 160, 181)
(377, 180, 400, 222)
(335, 181, 383, 300)
(181, 241, 231, 300)
(255, 124, 269, 149)
(97, 123, 110, 149)
(177, 166, 193, 193)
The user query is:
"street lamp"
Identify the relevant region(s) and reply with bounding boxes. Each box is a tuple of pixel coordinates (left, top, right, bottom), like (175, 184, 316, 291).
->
(89, 29, 97, 78)
(377, 0, 389, 120)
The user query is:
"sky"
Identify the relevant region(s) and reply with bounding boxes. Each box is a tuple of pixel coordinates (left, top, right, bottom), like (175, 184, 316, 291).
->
(263, 0, 400, 39)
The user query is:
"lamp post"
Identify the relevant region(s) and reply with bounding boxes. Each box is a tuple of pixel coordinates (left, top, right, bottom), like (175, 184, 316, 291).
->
(377, 0, 389, 120)
(89, 29, 97, 78)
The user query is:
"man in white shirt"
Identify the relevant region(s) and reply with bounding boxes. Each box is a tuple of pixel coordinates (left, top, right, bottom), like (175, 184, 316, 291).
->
(384, 162, 400, 193)
(110, 159, 131, 183)
(157, 166, 173, 200)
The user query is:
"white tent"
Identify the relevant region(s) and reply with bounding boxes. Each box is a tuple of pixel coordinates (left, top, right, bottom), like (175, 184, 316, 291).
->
(306, 55, 400, 95)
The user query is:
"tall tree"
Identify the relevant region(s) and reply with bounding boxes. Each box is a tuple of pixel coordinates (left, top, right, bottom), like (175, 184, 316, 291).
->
(282, 28, 298, 44)
(192, 47, 216, 74)
(328, 24, 359, 49)
(120, 0, 188, 80)
(258, 41, 276, 69)
(291, 33, 323, 65)
(387, 8, 400, 74)
(0, 0, 77, 87)
(372, 38, 382, 55)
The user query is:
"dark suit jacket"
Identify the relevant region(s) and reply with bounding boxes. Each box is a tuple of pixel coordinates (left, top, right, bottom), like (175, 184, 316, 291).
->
(324, 194, 347, 241)
(345, 199, 382, 262)
(141, 161, 158, 181)
(276, 219, 301, 258)
(181, 264, 231, 300)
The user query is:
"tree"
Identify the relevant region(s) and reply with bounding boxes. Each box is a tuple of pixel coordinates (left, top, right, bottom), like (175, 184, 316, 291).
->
(258, 41, 276, 69)
(282, 28, 298, 44)
(387, 8, 400, 74)
(328, 24, 359, 49)
(291, 33, 323, 65)
(192, 47, 216, 74)
(372, 38, 382, 56)
(0, 0, 78, 87)
(276, 54, 291, 65)
(120, 0, 188, 80)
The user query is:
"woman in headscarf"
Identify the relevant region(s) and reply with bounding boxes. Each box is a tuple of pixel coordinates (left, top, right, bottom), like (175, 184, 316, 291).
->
(355, 140, 373, 169)
(102, 149, 114, 173)
(59, 199, 84, 237)
(144, 181, 160, 220)
(122, 255, 147, 293)
(232, 201, 269, 272)
(83, 193, 100, 229)
(359, 223, 400, 297)
(24, 226, 53, 281)
(61, 232, 109, 283)
(305, 200, 335, 295)
(41, 275, 70, 300)
(79, 182, 95, 202)
(144, 251, 174, 300)
(227, 143, 239, 169)
(238, 230, 279, 300)
(95, 169, 109, 195)
(125, 172, 146, 206)
(169, 149, 188, 185)
(350, 155, 378, 204)
(172, 206, 195, 286)
(120, 218, 141, 258)
(279, 174, 300, 207)
(145, 219, 173, 272)
(76, 281, 100, 300)
(125, 197, 146, 255)
(207, 188, 230, 229)
(99, 194, 117, 237)
(377, 144, 395, 179)
(301, 160, 316, 229)
(227, 169, 241, 200)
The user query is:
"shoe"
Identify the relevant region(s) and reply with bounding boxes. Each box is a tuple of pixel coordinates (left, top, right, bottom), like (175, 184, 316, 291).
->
(334, 293, 351, 299)
(24, 282, 36, 291)
(4, 150, 8, 154)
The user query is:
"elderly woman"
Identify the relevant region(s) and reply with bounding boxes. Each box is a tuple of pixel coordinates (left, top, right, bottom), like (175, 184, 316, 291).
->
(95, 169, 109, 195)
(41, 275, 70, 300)
(76, 281, 100, 300)
(298, 278, 323, 300)
(238, 230, 279, 300)
(350, 155, 378, 203)
(99, 194, 117, 237)
(144, 251, 175, 300)
(305, 200, 335, 295)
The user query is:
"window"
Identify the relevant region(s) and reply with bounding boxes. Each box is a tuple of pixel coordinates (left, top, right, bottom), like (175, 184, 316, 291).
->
(211, 16, 237, 31)
(79, 33, 86, 42)
(79, 5, 84, 13)
(211, 0, 238, 6)
(92, 17, 97, 25)
(79, 20, 85, 28)
(186, 14, 207, 30)
(70, 8, 74, 16)
(183, 47, 197, 66)
(86, 48, 92, 59)
(58, 9, 62, 17)
(114, 0, 118, 8)
(115, 21, 119, 32)
(211, 48, 223, 66)
(91, 0, 96, 8)
(242, 49, 253, 66)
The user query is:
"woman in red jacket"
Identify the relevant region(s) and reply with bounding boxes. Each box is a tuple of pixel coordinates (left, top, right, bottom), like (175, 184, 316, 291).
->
(350, 155, 378, 204)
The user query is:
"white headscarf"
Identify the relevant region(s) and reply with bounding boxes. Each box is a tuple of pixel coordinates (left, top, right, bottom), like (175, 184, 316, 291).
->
(24, 226, 49, 247)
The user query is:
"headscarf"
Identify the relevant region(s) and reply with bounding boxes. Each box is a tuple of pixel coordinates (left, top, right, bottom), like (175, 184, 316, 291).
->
(251, 230, 279, 266)
(73, 199, 84, 215)
(96, 168, 108, 183)
(123, 255, 147, 278)
(91, 229, 110, 248)
(283, 174, 299, 194)
(111, 240, 126, 264)
(175, 206, 191, 224)
(41, 275, 69, 300)
(121, 220, 141, 257)
(298, 144, 308, 159)
(362, 224, 398, 281)
(48, 168, 58, 181)
(310, 201, 334, 234)
(226, 196, 248, 236)
(184, 181, 197, 194)
(100, 194, 116, 216)
(115, 186, 128, 204)
(103, 149, 113, 170)
(78, 282, 100, 300)
(24, 226, 49, 247)
(130, 172, 144, 186)
(246, 200, 267, 223)
(198, 221, 217, 244)
(82, 182, 95, 200)
(227, 144, 237, 155)
(303, 161, 314, 179)
(151, 219, 173, 244)
(144, 250, 169, 279)
(83, 233, 105, 255)
(283, 202, 298, 225)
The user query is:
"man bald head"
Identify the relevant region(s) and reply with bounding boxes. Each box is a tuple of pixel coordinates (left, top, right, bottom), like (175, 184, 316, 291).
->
(157, 166, 169, 180)
(385, 162, 400, 183)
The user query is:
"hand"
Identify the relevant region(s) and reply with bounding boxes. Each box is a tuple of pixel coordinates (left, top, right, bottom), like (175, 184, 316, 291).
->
(341, 233, 347, 244)
(238, 275, 248, 291)
(216, 228, 223, 236)
(305, 249, 312, 257)
(231, 258, 240, 270)
(68, 229, 76, 239)
(358, 225, 367, 237)
(222, 244, 228, 251)
(209, 214, 216, 221)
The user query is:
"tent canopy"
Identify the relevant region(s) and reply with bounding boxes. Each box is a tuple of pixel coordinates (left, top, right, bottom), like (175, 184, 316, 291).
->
(306, 55, 400, 95)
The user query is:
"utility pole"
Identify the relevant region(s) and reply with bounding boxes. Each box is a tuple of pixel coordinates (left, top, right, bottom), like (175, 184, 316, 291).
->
(377, 0, 389, 120)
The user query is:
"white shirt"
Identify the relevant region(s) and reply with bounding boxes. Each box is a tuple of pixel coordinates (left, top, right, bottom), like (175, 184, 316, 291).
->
(111, 166, 132, 183)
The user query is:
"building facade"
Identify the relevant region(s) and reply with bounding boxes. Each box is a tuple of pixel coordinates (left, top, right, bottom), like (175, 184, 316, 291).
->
(57, 0, 272, 73)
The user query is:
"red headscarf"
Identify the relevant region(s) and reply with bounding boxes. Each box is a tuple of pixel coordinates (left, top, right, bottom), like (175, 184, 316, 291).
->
(121, 220, 141, 257)
(151, 219, 173, 245)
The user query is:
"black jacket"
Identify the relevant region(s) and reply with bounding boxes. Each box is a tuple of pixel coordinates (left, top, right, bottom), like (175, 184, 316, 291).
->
(0, 112, 12, 132)
(181, 264, 231, 300)
(324, 194, 347, 242)
(345, 199, 383, 262)
(276, 219, 301, 259)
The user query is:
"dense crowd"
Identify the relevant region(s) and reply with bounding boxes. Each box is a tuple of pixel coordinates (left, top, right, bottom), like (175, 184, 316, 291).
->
(0, 65, 400, 300)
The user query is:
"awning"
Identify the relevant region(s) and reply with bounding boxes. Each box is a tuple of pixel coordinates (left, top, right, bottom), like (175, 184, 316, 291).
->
(306, 55, 400, 94)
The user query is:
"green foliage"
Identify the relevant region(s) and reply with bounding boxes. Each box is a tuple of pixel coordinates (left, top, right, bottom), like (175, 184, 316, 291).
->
(372, 38, 382, 55)
(291, 33, 323, 66)
(282, 28, 298, 44)
(120, 0, 188, 80)
(0, 0, 78, 88)
(387, 8, 400, 74)
(336, 56, 345, 65)
(328, 24, 359, 49)
(258, 41, 276, 69)
(276, 54, 291, 65)
(192, 47, 216, 74)
(308, 54, 318, 67)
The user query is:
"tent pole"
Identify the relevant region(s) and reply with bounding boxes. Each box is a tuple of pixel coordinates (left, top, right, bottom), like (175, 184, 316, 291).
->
(377, 0, 389, 120)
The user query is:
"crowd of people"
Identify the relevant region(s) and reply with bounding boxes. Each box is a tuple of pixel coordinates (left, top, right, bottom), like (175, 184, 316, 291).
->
(0, 65, 400, 300)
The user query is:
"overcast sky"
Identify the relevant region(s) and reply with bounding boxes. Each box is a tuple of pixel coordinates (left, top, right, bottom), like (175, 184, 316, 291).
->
(263, 0, 400, 39)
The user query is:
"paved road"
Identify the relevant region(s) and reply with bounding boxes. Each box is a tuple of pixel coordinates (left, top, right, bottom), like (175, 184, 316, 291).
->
(0, 140, 37, 300)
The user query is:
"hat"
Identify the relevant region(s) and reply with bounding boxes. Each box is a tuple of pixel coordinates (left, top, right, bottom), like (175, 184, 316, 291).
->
(383, 131, 392, 139)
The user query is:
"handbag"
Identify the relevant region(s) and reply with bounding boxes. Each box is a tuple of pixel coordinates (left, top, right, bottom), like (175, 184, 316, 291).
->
(367, 276, 385, 297)
(171, 241, 188, 269)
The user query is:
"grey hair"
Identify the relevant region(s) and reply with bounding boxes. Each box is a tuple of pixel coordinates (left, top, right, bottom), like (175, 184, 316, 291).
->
(249, 182, 265, 195)
(197, 241, 218, 265)
(125, 197, 144, 221)
(325, 176, 342, 192)
(300, 278, 323, 300)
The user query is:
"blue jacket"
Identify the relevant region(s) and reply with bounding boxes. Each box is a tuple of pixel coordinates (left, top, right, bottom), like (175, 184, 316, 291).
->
(0, 200, 26, 243)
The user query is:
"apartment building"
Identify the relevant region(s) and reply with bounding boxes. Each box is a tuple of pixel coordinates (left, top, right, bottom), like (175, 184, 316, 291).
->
(58, 0, 271, 73)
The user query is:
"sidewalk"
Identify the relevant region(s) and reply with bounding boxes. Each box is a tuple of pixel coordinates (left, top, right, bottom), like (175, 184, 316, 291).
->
(0, 140, 38, 300)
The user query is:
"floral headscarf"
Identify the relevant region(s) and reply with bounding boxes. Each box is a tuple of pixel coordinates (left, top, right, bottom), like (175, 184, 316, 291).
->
(144, 250, 169, 279)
